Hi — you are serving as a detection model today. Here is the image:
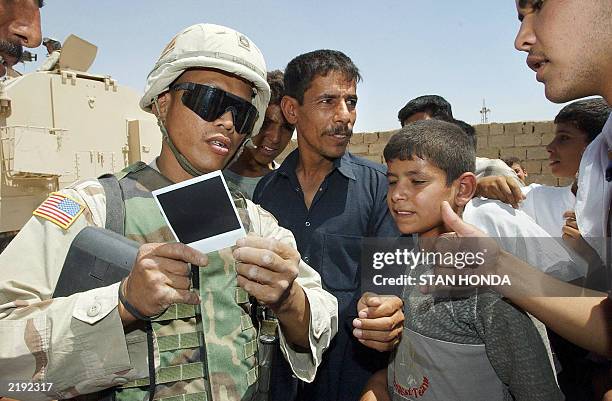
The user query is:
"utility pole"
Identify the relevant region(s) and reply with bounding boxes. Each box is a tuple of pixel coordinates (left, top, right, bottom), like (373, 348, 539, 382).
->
(479, 99, 491, 123)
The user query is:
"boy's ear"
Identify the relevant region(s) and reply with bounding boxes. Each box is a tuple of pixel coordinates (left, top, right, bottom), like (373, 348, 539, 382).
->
(453, 172, 477, 208)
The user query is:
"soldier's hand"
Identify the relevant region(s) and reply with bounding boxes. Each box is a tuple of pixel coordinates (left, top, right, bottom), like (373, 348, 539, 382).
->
(475, 175, 525, 209)
(353, 292, 404, 352)
(233, 234, 300, 311)
(119, 242, 208, 325)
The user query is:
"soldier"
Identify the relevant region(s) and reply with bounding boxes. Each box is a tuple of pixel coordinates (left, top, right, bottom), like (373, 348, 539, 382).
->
(0, 23, 337, 401)
(0, 0, 43, 77)
(37, 36, 61, 71)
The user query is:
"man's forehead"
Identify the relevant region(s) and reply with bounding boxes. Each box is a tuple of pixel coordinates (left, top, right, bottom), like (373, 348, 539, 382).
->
(306, 72, 357, 95)
(313, 71, 356, 86)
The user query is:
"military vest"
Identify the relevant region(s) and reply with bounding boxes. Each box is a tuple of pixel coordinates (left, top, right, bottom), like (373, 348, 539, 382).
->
(111, 162, 259, 401)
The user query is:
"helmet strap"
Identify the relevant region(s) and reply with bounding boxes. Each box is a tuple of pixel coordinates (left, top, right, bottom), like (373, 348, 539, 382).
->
(152, 97, 251, 176)
(153, 97, 206, 177)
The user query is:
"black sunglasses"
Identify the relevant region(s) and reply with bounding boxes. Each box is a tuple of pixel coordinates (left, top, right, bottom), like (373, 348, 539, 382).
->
(170, 82, 259, 136)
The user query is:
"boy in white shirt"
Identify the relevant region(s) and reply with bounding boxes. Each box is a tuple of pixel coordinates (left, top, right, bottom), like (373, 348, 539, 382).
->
(520, 98, 611, 238)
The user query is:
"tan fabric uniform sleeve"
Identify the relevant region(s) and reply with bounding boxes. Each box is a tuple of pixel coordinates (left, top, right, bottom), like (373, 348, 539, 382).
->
(246, 200, 338, 383)
(0, 180, 150, 400)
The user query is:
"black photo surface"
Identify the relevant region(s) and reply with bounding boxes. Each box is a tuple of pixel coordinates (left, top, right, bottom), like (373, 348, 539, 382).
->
(155, 175, 241, 244)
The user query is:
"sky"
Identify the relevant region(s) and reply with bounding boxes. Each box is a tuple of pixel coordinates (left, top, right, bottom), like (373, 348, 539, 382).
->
(19, 0, 572, 133)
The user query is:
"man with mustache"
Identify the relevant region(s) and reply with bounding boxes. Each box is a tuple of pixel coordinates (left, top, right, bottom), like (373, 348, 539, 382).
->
(0, 0, 43, 77)
(253, 50, 402, 401)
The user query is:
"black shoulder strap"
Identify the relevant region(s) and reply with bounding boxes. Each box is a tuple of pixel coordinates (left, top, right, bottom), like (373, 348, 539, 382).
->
(98, 173, 125, 235)
(98, 170, 156, 401)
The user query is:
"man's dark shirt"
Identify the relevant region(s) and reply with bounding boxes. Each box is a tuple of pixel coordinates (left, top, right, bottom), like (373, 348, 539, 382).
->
(253, 149, 400, 401)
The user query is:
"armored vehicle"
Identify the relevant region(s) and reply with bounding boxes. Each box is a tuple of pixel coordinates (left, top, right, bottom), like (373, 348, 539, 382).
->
(0, 35, 161, 249)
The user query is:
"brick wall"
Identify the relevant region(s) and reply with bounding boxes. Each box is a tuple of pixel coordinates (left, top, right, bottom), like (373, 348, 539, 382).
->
(473, 121, 572, 187)
(276, 121, 571, 187)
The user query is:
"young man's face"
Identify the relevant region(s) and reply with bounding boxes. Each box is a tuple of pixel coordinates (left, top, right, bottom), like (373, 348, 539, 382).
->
(511, 163, 527, 182)
(386, 156, 454, 238)
(514, 0, 612, 103)
(160, 68, 253, 174)
(0, 0, 42, 76)
(546, 122, 589, 178)
(249, 104, 293, 166)
(292, 71, 357, 160)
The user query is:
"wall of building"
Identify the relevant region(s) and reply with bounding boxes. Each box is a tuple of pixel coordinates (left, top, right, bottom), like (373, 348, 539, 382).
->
(276, 120, 571, 187)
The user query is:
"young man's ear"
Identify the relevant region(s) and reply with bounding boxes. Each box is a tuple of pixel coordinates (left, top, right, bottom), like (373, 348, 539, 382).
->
(453, 172, 477, 208)
(152, 92, 172, 122)
(280, 95, 299, 125)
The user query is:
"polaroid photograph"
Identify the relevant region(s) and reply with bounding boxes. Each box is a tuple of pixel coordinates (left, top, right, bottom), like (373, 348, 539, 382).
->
(152, 170, 246, 254)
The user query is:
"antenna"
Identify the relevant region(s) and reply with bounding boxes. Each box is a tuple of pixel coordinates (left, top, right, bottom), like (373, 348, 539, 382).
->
(479, 99, 491, 123)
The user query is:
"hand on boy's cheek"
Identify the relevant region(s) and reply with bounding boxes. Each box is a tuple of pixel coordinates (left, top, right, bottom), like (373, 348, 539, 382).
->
(352, 292, 404, 352)
(420, 202, 502, 295)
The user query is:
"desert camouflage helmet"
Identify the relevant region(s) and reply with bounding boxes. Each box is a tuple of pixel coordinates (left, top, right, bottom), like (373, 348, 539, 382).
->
(140, 24, 271, 175)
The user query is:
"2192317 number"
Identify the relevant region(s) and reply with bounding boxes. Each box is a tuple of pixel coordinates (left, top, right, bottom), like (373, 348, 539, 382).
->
(6, 381, 53, 392)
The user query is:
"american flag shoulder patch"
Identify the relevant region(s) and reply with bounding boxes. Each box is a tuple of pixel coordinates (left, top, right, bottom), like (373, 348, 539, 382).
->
(33, 192, 85, 230)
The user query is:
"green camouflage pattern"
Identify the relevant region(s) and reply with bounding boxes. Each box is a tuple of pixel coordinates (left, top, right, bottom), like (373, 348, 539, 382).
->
(113, 162, 258, 401)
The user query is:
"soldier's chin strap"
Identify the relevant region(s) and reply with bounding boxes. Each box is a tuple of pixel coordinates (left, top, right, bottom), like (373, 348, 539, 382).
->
(154, 98, 206, 177)
(153, 97, 251, 177)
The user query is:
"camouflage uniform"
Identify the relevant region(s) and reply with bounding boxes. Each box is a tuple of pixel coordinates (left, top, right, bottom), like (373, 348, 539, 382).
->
(0, 162, 338, 400)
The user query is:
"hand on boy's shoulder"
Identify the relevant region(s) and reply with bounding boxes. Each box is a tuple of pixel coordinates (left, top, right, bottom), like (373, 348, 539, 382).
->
(352, 292, 404, 352)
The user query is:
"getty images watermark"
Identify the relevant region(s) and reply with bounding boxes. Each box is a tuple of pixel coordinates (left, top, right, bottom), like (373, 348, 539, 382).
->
(359, 236, 604, 298)
(370, 247, 510, 288)
(360, 237, 514, 297)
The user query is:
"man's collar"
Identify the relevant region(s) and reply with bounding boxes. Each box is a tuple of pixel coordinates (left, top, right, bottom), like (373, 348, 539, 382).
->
(278, 149, 356, 180)
(333, 151, 357, 180)
(277, 149, 299, 177)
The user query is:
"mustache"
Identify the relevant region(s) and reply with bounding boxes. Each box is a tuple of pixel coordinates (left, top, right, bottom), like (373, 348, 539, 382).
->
(0, 40, 23, 63)
(323, 125, 353, 137)
(528, 50, 546, 58)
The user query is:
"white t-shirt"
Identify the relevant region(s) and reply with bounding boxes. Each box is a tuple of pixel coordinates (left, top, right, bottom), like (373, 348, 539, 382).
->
(463, 197, 584, 282)
(575, 114, 611, 259)
(520, 184, 575, 238)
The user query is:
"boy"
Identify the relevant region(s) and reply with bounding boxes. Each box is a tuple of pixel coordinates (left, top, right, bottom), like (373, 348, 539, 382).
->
(223, 70, 295, 199)
(503, 156, 528, 184)
(483, 98, 611, 239)
(523, 98, 610, 237)
(360, 120, 565, 401)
